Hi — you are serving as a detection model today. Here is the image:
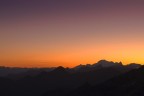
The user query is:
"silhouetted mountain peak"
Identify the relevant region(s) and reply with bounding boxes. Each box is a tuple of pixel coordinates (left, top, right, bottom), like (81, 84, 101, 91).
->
(53, 66, 66, 72)
(93, 60, 123, 68)
(37, 66, 68, 78)
(97, 60, 111, 63)
(50, 66, 69, 75)
(73, 60, 124, 72)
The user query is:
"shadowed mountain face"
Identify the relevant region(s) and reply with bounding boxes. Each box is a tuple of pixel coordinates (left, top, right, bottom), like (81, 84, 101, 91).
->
(60, 66, 144, 96)
(0, 60, 142, 96)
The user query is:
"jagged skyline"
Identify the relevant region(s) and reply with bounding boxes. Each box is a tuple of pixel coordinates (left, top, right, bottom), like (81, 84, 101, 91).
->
(0, 58, 143, 96)
(0, 60, 142, 69)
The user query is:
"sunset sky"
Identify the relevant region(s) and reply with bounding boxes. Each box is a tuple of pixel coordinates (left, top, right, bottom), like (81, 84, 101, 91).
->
(0, 0, 144, 67)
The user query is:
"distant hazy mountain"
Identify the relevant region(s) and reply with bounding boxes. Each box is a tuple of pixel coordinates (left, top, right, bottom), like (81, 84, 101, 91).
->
(73, 60, 141, 72)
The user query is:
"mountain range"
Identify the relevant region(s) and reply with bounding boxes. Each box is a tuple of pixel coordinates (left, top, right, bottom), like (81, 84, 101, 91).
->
(0, 60, 143, 96)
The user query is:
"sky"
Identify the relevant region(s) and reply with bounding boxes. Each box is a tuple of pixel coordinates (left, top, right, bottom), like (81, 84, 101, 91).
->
(0, 0, 144, 67)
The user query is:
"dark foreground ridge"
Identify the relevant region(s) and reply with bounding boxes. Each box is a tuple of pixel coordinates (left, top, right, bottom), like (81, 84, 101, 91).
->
(0, 60, 143, 96)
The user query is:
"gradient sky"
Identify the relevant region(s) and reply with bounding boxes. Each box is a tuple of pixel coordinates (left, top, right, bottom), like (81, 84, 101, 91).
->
(1, 0, 144, 67)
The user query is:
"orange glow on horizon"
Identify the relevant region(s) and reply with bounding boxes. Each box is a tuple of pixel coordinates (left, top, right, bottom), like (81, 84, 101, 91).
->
(1, 41, 144, 68)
